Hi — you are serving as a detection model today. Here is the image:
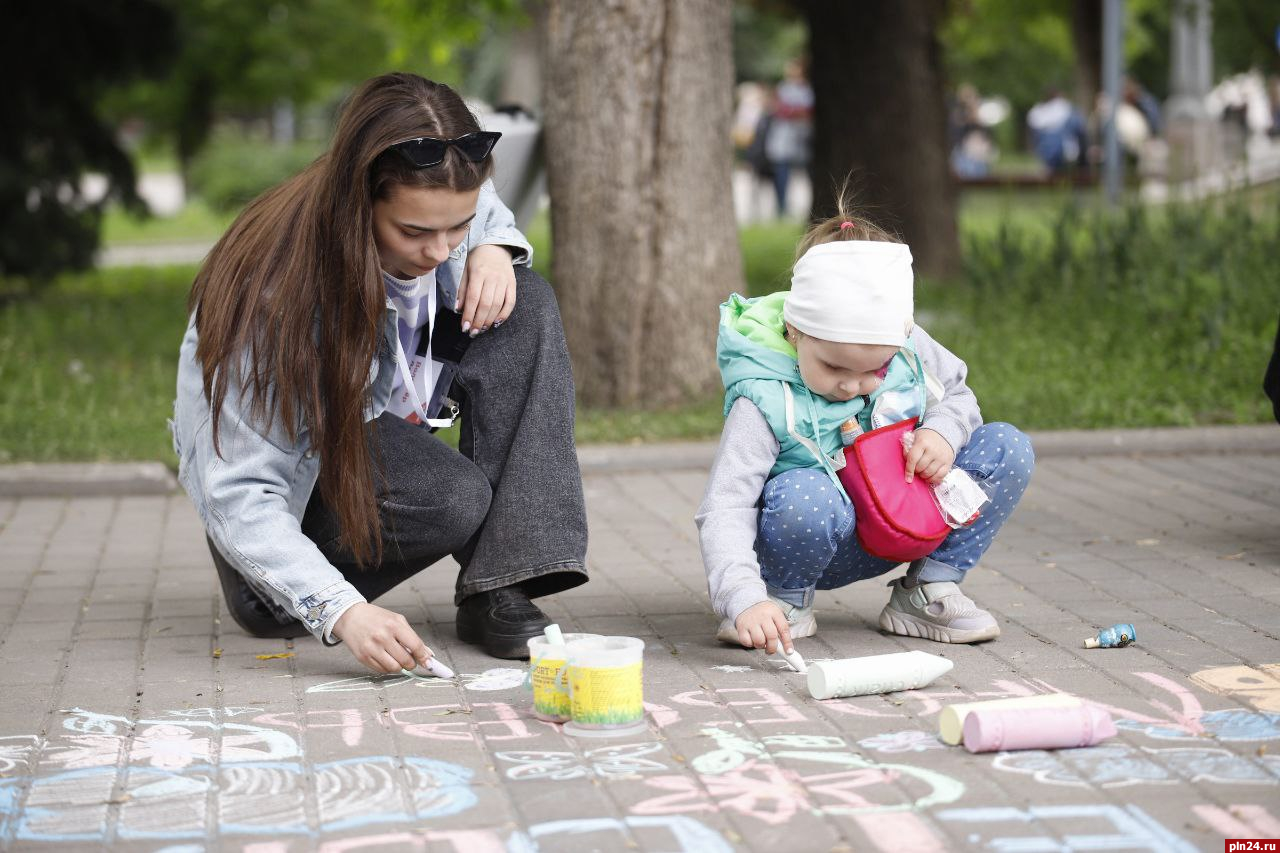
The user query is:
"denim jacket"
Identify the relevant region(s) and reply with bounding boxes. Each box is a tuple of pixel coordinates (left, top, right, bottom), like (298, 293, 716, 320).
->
(170, 180, 532, 645)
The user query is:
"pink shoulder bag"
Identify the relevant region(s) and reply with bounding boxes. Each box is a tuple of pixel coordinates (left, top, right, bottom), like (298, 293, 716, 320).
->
(837, 417, 951, 562)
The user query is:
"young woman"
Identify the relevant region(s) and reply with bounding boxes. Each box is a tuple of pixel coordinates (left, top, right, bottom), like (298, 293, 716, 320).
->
(171, 73, 587, 673)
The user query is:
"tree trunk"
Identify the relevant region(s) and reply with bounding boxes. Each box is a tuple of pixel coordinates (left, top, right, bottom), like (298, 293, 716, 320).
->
(1072, 0, 1103, 112)
(803, 0, 960, 279)
(540, 0, 743, 408)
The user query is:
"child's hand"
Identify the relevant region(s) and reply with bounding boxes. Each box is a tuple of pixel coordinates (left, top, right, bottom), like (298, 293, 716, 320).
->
(904, 427, 955, 485)
(733, 601, 794, 655)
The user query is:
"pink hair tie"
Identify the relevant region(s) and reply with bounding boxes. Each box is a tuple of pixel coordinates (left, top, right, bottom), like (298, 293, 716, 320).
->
(839, 221, 855, 231)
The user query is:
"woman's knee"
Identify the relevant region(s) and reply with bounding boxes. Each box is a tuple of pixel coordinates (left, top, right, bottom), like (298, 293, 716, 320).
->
(509, 266, 563, 333)
(383, 464, 492, 557)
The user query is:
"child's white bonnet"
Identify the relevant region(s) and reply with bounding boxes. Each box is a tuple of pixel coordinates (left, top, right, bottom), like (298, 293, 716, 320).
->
(784, 241, 915, 346)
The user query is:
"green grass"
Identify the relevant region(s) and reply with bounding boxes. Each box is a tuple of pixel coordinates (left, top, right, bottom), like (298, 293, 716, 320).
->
(0, 266, 194, 463)
(924, 201, 1280, 430)
(102, 199, 237, 245)
(4, 193, 1277, 463)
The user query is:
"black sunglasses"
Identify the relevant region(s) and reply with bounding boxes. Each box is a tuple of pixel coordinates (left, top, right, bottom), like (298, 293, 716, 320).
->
(387, 131, 502, 168)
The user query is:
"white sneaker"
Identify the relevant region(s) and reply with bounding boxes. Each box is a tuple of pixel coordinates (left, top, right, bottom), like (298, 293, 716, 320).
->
(878, 578, 1000, 644)
(716, 594, 818, 645)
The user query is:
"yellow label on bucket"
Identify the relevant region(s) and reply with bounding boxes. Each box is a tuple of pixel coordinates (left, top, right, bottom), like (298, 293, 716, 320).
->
(531, 657, 570, 720)
(568, 662, 643, 726)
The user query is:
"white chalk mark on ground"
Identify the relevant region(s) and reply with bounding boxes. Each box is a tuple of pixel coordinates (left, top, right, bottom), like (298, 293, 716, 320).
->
(305, 668, 526, 694)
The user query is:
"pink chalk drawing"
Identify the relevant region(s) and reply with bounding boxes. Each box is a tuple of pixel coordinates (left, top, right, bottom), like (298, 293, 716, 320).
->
(495, 743, 667, 781)
(644, 701, 680, 729)
(1192, 803, 1280, 838)
(641, 727, 964, 820)
(856, 730, 947, 754)
(253, 702, 549, 750)
(389, 701, 533, 743)
(670, 687, 806, 724)
(1036, 670, 1280, 743)
(850, 811, 947, 853)
(254, 709, 368, 748)
(1088, 671, 1207, 737)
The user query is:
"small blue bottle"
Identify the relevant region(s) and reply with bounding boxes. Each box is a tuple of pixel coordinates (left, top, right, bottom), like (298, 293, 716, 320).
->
(1083, 623, 1137, 648)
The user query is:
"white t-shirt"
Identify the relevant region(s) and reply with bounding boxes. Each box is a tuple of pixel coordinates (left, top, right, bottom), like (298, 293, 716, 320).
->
(385, 270, 439, 424)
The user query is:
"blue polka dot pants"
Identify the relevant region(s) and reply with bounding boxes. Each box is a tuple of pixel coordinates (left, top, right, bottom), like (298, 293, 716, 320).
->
(756, 422, 1035, 606)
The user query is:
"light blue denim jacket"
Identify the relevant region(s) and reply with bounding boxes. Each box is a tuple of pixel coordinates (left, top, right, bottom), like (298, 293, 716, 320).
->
(170, 180, 532, 645)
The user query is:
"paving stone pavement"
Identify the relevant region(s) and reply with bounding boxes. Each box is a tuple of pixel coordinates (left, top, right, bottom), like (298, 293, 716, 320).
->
(0, 447, 1278, 852)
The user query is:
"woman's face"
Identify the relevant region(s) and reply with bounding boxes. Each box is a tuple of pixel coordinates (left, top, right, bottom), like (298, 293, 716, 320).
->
(372, 184, 481, 280)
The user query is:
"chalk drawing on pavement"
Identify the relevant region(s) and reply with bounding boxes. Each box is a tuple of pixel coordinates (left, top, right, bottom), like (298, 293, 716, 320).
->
(495, 743, 667, 781)
(0, 756, 475, 843)
(1191, 663, 1280, 713)
(991, 744, 1280, 788)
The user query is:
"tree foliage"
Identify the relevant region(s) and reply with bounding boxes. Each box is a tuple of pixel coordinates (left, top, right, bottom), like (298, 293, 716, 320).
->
(733, 2, 807, 83)
(112, 0, 525, 175)
(0, 1, 176, 280)
(113, 0, 390, 175)
(943, 0, 1277, 115)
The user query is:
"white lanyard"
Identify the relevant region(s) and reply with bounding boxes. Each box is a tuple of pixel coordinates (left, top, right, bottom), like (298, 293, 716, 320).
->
(390, 283, 454, 429)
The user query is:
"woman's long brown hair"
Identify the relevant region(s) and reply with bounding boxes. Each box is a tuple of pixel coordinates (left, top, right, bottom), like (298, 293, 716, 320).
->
(189, 73, 494, 567)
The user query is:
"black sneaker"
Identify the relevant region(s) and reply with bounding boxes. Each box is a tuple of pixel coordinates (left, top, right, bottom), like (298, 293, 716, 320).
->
(456, 586, 551, 659)
(206, 536, 305, 639)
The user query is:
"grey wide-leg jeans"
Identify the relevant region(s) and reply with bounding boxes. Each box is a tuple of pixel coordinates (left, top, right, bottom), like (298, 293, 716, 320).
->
(300, 266, 589, 606)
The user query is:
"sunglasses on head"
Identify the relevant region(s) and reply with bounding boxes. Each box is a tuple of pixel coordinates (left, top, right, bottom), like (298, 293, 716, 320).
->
(387, 131, 502, 168)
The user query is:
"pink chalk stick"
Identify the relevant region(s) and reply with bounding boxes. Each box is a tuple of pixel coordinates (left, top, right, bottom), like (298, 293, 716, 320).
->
(961, 703, 1117, 753)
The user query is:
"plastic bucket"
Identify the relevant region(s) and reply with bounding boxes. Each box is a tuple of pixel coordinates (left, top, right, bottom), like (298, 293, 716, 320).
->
(563, 636, 646, 738)
(526, 633, 603, 722)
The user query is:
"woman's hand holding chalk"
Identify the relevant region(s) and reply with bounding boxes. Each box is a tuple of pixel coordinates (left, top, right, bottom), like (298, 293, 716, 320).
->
(401, 654, 455, 680)
(423, 657, 455, 678)
(334, 602, 434, 675)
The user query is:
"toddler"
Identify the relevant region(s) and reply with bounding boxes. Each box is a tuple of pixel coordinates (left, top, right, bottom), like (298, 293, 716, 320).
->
(696, 207, 1034, 655)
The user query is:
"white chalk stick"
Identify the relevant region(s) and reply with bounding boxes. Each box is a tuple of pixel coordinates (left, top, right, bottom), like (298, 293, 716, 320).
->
(806, 650, 952, 700)
(779, 648, 807, 673)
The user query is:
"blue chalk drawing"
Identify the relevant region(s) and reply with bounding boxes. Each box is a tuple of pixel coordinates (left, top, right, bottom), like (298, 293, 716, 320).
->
(992, 744, 1280, 788)
(0, 756, 475, 843)
(510, 816, 735, 853)
(1118, 709, 1280, 741)
(937, 804, 1197, 852)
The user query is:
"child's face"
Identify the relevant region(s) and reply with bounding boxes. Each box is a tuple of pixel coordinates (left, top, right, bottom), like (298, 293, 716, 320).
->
(788, 324, 899, 402)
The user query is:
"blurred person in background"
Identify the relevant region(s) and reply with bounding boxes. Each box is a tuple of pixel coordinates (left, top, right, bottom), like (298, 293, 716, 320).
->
(949, 83, 996, 179)
(1027, 87, 1088, 175)
(763, 58, 813, 217)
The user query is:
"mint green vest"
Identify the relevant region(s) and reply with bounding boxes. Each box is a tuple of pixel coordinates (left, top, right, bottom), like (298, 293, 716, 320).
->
(727, 352, 924, 482)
